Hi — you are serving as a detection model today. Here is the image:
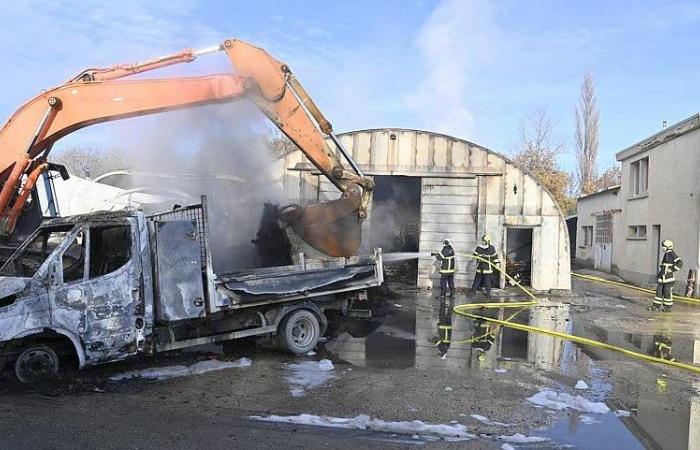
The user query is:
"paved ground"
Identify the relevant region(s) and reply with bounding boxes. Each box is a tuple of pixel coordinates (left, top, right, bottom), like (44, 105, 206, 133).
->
(1, 272, 699, 449)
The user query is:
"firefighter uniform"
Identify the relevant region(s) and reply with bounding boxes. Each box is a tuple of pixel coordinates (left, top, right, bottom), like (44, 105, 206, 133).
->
(437, 297, 453, 356)
(432, 239, 455, 297)
(471, 234, 500, 295)
(653, 335, 674, 361)
(650, 240, 683, 312)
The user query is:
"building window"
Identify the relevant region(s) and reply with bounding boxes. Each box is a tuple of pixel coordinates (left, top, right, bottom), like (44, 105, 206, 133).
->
(582, 226, 593, 246)
(627, 225, 647, 239)
(630, 157, 648, 196)
(595, 212, 612, 244)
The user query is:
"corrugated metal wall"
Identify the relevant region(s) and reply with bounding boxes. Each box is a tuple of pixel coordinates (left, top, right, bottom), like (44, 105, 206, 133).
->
(418, 177, 478, 287)
(282, 128, 571, 291)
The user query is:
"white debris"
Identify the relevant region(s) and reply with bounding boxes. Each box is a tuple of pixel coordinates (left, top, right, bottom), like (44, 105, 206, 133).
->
(575, 380, 590, 390)
(494, 368, 508, 374)
(250, 414, 476, 440)
(579, 415, 600, 424)
(445, 386, 453, 391)
(394, 303, 403, 307)
(304, 350, 317, 356)
(498, 433, 549, 444)
(285, 359, 336, 397)
(527, 389, 610, 414)
(501, 444, 516, 450)
(470, 414, 512, 427)
(109, 358, 251, 381)
(615, 410, 631, 417)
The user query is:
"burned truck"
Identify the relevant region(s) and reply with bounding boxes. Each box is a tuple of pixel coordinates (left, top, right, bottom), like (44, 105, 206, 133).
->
(0, 197, 383, 382)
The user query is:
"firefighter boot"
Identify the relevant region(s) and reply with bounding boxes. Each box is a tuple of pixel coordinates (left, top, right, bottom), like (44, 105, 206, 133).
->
(647, 305, 661, 312)
(663, 305, 673, 313)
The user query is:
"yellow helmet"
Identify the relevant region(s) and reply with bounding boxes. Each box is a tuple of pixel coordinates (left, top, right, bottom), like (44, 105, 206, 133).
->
(662, 240, 673, 250)
(482, 234, 492, 244)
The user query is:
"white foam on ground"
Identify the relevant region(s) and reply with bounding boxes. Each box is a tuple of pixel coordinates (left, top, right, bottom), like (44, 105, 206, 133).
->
(527, 389, 610, 414)
(285, 359, 335, 397)
(494, 368, 508, 374)
(575, 380, 589, 390)
(109, 358, 252, 381)
(470, 414, 512, 427)
(250, 414, 475, 441)
(501, 444, 516, 450)
(579, 415, 600, 424)
(498, 433, 549, 444)
(615, 409, 631, 417)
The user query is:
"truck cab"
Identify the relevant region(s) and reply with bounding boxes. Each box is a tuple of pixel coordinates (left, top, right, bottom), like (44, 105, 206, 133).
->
(0, 211, 152, 381)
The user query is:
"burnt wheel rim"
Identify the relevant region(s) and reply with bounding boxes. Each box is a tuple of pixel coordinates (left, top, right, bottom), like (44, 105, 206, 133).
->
(16, 348, 58, 383)
(291, 317, 315, 348)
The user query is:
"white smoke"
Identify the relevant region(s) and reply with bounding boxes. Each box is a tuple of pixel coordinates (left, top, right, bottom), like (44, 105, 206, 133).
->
(111, 101, 286, 273)
(408, 0, 496, 139)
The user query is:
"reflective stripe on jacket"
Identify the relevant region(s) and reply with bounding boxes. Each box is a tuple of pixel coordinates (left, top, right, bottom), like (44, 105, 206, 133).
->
(436, 245, 455, 274)
(658, 249, 682, 283)
(473, 244, 499, 274)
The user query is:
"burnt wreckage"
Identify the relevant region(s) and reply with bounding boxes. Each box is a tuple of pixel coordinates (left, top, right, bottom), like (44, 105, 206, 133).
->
(0, 197, 383, 382)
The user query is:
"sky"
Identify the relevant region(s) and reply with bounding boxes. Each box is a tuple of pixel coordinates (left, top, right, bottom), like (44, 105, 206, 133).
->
(0, 0, 698, 174)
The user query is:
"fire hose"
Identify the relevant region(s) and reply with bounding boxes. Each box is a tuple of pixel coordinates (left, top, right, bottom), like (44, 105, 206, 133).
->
(449, 254, 700, 375)
(571, 272, 700, 306)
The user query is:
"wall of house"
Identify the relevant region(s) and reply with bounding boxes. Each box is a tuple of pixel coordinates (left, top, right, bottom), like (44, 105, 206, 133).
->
(575, 189, 621, 269)
(616, 124, 700, 288)
(283, 128, 571, 291)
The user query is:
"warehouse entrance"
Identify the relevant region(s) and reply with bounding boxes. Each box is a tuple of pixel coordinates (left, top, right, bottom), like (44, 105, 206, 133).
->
(369, 176, 421, 281)
(506, 227, 533, 286)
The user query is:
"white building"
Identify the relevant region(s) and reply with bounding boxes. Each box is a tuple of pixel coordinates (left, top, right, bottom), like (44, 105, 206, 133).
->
(576, 113, 700, 293)
(282, 128, 571, 291)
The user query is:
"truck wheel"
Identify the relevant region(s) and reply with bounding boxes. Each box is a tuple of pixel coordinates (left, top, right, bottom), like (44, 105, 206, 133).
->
(279, 309, 320, 355)
(14, 345, 60, 383)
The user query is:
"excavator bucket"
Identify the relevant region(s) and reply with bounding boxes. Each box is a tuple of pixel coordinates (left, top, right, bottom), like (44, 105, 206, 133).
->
(280, 198, 362, 257)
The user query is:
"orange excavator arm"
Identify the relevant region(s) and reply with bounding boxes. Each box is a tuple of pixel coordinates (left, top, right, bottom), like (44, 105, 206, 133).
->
(0, 39, 373, 256)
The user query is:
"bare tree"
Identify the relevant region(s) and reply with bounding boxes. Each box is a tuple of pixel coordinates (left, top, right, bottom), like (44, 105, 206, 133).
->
(266, 129, 299, 160)
(511, 108, 575, 214)
(575, 71, 600, 195)
(595, 164, 621, 190)
(51, 146, 126, 179)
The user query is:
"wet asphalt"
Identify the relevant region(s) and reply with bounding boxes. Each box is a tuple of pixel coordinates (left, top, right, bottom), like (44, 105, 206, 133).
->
(1, 272, 699, 450)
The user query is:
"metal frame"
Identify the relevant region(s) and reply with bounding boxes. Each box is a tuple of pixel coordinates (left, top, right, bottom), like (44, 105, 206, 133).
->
(147, 195, 216, 312)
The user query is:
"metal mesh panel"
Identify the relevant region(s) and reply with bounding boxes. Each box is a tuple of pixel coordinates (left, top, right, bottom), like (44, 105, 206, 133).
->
(594, 211, 612, 244)
(148, 196, 209, 268)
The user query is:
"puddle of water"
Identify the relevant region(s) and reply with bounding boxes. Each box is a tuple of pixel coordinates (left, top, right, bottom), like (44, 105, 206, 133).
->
(325, 288, 700, 449)
(534, 412, 644, 449)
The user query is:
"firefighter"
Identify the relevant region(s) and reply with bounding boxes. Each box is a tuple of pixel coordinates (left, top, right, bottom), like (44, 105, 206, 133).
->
(436, 297, 453, 357)
(471, 317, 499, 363)
(432, 239, 455, 298)
(653, 335, 675, 361)
(648, 240, 683, 312)
(471, 234, 500, 296)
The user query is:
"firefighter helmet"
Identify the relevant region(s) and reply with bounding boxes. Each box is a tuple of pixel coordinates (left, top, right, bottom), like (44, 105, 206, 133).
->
(482, 234, 492, 244)
(443, 237, 451, 246)
(662, 239, 673, 250)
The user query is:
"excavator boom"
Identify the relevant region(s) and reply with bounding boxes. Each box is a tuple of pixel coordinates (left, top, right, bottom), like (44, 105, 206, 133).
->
(0, 39, 372, 256)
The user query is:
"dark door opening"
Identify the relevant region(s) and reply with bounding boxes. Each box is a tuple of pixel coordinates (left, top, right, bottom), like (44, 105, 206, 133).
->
(506, 227, 533, 286)
(369, 176, 422, 282)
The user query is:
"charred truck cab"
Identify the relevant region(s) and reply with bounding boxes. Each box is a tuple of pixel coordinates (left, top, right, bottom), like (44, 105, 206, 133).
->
(0, 197, 383, 382)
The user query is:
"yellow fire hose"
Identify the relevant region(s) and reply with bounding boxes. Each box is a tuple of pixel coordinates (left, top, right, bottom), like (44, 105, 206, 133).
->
(572, 272, 700, 306)
(448, 254, 700, 375)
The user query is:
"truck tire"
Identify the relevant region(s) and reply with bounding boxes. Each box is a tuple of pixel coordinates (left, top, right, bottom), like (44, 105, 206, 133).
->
(279, 309, 320, 355)
(14, 345, 60, 383)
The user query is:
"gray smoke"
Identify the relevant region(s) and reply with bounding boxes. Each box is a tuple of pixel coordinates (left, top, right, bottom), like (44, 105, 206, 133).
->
(115, 101, 286, 273)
